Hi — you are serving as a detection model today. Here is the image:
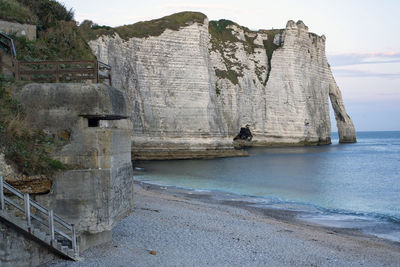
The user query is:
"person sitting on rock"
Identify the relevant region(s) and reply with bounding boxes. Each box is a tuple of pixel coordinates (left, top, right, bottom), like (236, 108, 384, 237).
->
(233, 124, 253, 141)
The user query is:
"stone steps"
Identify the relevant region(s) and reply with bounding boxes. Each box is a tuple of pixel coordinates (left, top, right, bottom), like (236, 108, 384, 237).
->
(0, 208, 78, 261)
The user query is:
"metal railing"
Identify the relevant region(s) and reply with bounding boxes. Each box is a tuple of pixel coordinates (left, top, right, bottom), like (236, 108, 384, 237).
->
(0, 32, 17, 58)
(0, 176, 78, 257)
(98, 60, 112, 86)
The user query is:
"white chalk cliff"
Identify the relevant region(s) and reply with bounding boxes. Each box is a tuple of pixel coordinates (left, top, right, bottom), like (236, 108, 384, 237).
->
(89, 13, 356, 159)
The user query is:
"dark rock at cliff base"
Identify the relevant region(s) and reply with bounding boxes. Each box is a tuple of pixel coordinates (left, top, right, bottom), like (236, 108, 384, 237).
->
(234, 126, 253, 141)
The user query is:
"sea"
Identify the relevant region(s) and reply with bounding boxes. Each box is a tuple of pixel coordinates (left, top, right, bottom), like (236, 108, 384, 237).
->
(133, 131, 400, 242)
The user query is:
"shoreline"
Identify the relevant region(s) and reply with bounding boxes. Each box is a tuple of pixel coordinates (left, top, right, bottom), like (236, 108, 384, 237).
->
(135, 181, 400, 246)
(132, 149, 249, 160)
(43, 181, 400, 266)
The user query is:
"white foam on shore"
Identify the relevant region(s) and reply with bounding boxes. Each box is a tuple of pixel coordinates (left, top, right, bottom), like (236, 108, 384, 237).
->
(298, 213, 400, 243)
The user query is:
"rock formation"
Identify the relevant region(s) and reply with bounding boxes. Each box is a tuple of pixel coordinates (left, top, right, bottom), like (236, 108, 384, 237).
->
(88, 12, 356, 159)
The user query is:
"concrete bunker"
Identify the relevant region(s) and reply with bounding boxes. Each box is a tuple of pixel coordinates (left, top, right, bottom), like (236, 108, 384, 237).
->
(13, 83, 134, 251)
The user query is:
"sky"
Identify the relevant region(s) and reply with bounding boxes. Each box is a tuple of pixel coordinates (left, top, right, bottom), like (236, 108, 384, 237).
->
(62, 0, 400, 131)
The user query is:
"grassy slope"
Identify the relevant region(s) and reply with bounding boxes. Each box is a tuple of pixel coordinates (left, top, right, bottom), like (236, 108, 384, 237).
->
(0, 0, 37, 24)
(0, 0, 82, 178)
(0, 77, 66, 176)
(80, 11, 207, 41)
(1, 0, 94, 61)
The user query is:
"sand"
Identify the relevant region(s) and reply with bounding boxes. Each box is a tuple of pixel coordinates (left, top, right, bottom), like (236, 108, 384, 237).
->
(42, 182, 400, 267)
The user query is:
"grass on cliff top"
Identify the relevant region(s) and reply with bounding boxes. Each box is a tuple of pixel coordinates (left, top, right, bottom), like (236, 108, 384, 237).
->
(80, 11, 207, 41)
(0, 0, 37, 24)
(208, 19, 238, 45)
(209, 19, 259, 86)
(0, 77, 67, 176)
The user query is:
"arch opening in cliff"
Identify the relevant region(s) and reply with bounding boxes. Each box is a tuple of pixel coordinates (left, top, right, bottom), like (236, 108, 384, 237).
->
(328, 82, 357, 143)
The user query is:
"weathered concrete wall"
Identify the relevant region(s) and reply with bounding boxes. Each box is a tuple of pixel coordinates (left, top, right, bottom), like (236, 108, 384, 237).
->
(14, 83, 134, 250)
(0, 221, 57, 267)
(0, 20, 36, 41)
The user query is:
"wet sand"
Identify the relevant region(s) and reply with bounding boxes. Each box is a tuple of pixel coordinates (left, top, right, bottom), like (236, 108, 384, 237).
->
(43, 181, 400, 266)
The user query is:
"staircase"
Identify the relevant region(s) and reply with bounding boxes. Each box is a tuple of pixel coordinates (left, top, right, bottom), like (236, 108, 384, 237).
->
(0, 176, 79, 261)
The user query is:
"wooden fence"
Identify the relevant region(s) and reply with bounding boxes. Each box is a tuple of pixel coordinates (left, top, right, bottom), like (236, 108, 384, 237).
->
(0, 32, 112, 85)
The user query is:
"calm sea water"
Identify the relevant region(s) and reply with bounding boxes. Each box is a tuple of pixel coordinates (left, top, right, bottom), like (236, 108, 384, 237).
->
(134, 131, 400, 241)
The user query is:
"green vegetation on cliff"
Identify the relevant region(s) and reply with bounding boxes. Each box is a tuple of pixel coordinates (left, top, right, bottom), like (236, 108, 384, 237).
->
(261, 29, 284, 85)
(16, 0, 74, 30)
(13, 21, 95, 61)
(0, 0, 37, 24)
(208, 20, 243, 86)
(0, 77, 66, 175)
(1, 0, 94, 61)
(80, 11, 207, 41)
(0, 0, 82, 177)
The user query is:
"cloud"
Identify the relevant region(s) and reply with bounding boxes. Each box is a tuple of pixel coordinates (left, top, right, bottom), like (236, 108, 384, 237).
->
(332, 68, 400, 79)
(328, 52, 400, 78)
(327, 52, 400, 67)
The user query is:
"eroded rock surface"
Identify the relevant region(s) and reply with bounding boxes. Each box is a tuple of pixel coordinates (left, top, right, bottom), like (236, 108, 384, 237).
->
(89, 15, 356, 158)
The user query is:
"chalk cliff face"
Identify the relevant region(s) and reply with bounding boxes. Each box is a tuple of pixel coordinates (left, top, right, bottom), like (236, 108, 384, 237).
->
(89, 14, 356, 158)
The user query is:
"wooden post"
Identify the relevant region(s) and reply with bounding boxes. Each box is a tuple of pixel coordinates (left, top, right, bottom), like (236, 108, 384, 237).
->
(48, 210, 55, 245)
(72, 224, 78, 256)
(0, 176, 4, 210)
(94, 60, 99, 83)
(0, 53, 3, 75)
(14, 59, 19, 81)
(56, 63, 60, 82)
(24, 193, 31, 232)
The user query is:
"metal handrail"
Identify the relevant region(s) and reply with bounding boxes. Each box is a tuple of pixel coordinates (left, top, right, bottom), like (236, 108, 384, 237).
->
(98, 60, 111, 70)
(0, 176, 78, 257)
(0, 32, 16, 58)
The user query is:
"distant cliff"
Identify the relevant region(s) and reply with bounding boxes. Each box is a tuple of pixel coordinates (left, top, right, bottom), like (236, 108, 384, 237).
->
(88, 12, 356, 159)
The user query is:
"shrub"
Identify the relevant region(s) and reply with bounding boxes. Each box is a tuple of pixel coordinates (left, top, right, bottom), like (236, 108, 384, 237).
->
(12, 21, 95, 61)
(0, 76, 67, 175)
(16, 0, 74, 30)
(0, 0, 38, 24)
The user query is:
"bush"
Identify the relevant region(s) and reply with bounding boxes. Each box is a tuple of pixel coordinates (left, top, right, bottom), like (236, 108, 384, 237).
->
(16, 0, 74, 30)
(0, 77, 67, 175)
(12, 21, 95, 61)
(0, 0, 38, 24)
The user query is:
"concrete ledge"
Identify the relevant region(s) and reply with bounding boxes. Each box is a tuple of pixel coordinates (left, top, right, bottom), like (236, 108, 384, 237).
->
(79, 231, 112, 252)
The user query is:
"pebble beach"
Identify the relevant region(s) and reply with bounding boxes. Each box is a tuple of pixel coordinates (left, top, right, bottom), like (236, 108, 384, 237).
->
(42, 182, 400, 267)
